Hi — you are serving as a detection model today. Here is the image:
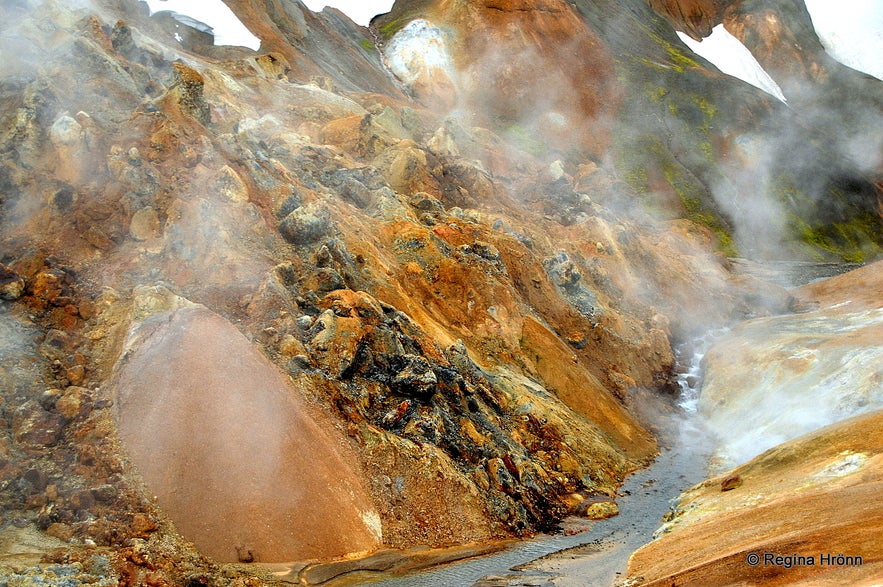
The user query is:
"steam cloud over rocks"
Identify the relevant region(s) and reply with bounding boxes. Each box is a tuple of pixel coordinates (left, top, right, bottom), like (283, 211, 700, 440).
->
(0, 0, 880, 585)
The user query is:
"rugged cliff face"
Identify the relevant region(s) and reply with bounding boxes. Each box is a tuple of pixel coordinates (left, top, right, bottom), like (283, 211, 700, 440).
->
(0, 0, 879, 584)
(375, 0, 621, 157)
(649, 0, 728, 40)
(644, 0, 883, 261)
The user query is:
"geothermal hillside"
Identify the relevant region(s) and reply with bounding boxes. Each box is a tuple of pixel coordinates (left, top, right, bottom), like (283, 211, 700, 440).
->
(0, 0, 880, 585)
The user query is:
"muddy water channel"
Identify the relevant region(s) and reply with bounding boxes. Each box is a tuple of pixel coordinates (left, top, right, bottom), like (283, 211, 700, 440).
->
(359, 421, 712, 587)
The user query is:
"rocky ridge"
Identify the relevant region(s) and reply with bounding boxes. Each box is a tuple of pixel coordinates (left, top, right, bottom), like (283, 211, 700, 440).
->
(0, 0, 879, 585)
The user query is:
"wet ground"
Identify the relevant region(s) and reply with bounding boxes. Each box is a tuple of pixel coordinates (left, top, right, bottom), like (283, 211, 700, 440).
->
(728, 258, 863, 287)
(360, 408, 714, 587)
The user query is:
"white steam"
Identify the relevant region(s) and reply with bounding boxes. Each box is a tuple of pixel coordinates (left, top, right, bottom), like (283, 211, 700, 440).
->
(699, 308, 883, 467)
(384, 19, 456, 87)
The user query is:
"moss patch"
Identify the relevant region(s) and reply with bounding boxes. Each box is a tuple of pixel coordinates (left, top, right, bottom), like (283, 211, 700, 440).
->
(379, 18, 408, 40)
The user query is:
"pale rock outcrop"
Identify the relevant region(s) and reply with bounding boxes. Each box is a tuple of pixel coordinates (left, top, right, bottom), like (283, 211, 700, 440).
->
(384, 19, 459, 112)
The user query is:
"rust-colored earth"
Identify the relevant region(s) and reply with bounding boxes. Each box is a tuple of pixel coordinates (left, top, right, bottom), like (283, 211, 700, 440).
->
(113, 306, 380, 563)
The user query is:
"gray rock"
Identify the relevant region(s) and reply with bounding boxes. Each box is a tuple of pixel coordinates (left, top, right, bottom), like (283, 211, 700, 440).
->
(279, 204, 331, 245)
(392, 354, 437, 397)
(409, 191, 445, 214)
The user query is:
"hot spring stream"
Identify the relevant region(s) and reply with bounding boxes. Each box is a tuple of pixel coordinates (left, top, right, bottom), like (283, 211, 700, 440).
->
(357, 342, 716, 587)
(352, 261, 858, 587)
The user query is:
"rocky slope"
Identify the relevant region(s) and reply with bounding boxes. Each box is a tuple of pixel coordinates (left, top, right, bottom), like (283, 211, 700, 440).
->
(0, 0, 879, 585)
(378, 0, 882, 262)
(643, 0, 883, 261)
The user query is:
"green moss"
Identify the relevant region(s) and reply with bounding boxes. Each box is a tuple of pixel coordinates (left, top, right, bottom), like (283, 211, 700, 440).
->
(379, 18, 407, 40)
(662, 162, 739, 257)
(623, 167, 649, 193)
(692, 95, 716, 134)
(793, 215, 882, 263)
(666, 45, 701, 71)
(504, 124, 547, 157)
(359, 38, 375, 51)
(773, 172, 883, 261)
(693, 95, 717, 122)
(633, 32, 702, 73)
(646, 85, 667, 102)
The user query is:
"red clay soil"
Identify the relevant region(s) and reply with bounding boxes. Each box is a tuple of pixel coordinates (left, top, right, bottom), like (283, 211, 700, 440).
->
(112, 306, 380, 563)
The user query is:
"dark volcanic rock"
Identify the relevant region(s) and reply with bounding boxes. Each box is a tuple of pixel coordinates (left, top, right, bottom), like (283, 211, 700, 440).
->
(278, 203, 332, 245)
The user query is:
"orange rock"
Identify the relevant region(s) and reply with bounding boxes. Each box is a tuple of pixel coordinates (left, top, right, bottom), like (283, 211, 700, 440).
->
(627, 410, 883, 586)
(648, 0, 724, 40)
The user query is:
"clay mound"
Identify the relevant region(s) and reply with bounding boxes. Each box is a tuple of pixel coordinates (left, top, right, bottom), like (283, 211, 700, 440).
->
(797, 259, 883, 310)
(113, 306, 381, 563)
(626, 409, 883, 586)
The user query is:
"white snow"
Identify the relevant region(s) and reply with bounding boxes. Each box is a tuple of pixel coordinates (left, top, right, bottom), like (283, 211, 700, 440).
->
(676, 3, 883, 99)
(140, 0, 261, 50)
(804, 0, 883, 80)
(677, 25, 787, 103)
(300, 0, 395, 27)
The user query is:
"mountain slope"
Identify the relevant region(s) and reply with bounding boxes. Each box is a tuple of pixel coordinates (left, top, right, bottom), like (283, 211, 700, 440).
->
(0, 0, 878, 584)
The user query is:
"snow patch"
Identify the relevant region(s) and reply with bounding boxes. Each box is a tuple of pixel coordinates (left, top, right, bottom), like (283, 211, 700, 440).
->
(804, 0, 883, 81)
(140, 0, 260, 50)
(677, 25, 787, 103)
(301, 0, 395, 27)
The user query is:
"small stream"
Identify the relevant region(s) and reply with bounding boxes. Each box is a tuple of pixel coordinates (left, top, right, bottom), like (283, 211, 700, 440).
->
(363, 342, 717, 587)
(355, 261, 860, 586)
(360, 428, 713, 587)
